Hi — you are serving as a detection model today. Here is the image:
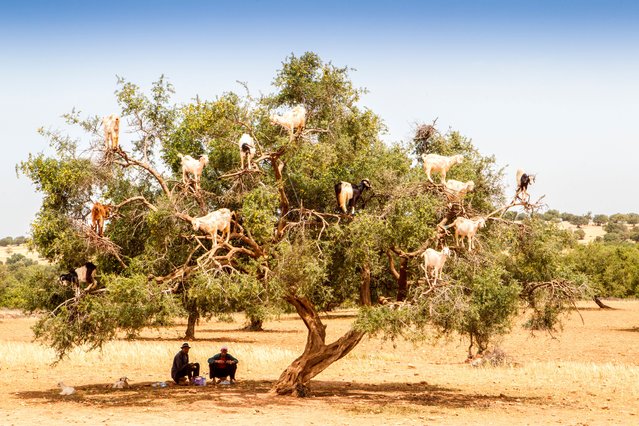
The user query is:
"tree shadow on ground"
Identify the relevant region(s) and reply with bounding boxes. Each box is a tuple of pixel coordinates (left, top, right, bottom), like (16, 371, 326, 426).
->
(15, 379, 543, 410)
(615, 327, 639, 333)
(194, 328, 302, 334)
(125, 336, 257, 343)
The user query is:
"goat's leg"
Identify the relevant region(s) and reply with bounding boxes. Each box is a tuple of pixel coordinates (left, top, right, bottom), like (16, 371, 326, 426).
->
(223, 223, 231, 244)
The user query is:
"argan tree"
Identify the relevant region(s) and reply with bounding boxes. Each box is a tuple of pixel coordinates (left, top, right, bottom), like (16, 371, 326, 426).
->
(19, 52, 585, 396)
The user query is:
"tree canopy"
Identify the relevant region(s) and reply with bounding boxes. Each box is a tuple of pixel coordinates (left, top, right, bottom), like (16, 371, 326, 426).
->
(18, 52, 585, 396)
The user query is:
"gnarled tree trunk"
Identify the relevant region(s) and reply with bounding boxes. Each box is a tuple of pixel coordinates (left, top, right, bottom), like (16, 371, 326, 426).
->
(271, 295, 365, 396)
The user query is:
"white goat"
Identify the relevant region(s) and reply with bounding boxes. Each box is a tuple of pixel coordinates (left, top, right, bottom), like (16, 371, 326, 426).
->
(444, 179, 475, 198)
(103, 114, 120, 151)
(422, 153, 464, 183)
(112, 376, 130, 389)
(191, 208, 233, 246)
(270, 105, 307, 136)
(238, 133, 257, 170)
(58, 382, 75, 395)
(421, 247, 451, 284)
(178, 154, 209, 190)
(452, 217, 486, 252)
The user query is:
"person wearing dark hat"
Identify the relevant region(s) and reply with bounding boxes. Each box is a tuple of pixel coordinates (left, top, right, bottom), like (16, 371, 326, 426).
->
(171, 342, 200, 385)
(208, 346, 239, 384)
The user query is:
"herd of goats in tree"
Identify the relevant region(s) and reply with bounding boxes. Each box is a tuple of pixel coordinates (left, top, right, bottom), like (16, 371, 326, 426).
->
(59, 105, 541, 304)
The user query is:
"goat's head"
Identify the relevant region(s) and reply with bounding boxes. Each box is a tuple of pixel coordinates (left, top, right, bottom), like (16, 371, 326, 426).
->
(360, 179, 372, 190)
(191, 218, 200, 231)
(453, 154, 464, 164)
(476, 217, 486, 228)
(465, 181, 475, 191)
(199, 155, 209, 166)
(441, 246, 451, 256)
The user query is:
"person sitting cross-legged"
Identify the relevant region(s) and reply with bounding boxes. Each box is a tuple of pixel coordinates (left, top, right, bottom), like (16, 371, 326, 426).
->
(208, 345, 238, 384)
(171, 342, 200, 385)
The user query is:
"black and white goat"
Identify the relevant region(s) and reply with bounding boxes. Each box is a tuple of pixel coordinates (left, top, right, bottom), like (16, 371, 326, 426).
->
(515, 169, 535, 201)
(335, 179, 371, 215)
(60, 262, 98, 297)
(238, 133, 256, 170)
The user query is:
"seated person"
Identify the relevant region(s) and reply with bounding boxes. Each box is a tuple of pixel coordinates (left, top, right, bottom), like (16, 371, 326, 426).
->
(171, 342, 200, 385)
(208, 345, 239, 383)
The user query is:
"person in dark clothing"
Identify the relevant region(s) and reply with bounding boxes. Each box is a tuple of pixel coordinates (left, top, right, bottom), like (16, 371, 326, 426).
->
(171, 342, 200, 385)
(208, 346, 239, 383)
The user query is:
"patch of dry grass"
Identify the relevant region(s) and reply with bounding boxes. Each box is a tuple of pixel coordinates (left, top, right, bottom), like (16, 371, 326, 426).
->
(0, 244, 48, 264)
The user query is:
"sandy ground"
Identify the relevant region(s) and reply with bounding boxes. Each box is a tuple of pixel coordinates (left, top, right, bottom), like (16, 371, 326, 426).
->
(557, 223, 607, 244)
(0, 299, 638, 425)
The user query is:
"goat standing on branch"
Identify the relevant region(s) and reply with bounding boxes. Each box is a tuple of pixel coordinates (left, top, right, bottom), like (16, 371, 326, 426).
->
(444, 179, 475, 199)
(60, 262, 97, 298)
(335, 179, 371, 215)
(270, 105, 307, 137)
(421, 246, 450, 284)
(102, 114, 120, 151)
(238, 133, 257, 170)
(515, 169, 535, 201)
(91, 202, 112, 237)
(179, 154, 209, 190)
(191, 208, 233, 247)
(422, 153, 464, 183)
(451, 217, 486, 252)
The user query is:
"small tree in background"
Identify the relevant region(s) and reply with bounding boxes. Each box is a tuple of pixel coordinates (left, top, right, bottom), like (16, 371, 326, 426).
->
(593, 214, 608, 226)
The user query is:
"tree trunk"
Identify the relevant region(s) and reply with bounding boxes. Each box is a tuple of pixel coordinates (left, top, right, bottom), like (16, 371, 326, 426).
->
(271, 295, 365, 396)
(396, 257, 408, 301)
(185, 310, 199, 339)
(593, 296, 613, 309)
(359, 263, 372, 306)
(243, 317, 264, 331)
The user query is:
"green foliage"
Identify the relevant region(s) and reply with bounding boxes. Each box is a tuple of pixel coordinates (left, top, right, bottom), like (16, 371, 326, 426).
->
(31, 273, 180, 358)
(0, 236, 25, 247)
(542, 209, 561, 222)
(568, 242, 639, 297)
(560, 212, 589, 227)
(609, 213, 628, 224)
(592, 214, 608, 226)
(573, 228, 586, 240)
(240, 186, 279, 246)
(18, 51, 585, 362)
(460, 266, 520, 353)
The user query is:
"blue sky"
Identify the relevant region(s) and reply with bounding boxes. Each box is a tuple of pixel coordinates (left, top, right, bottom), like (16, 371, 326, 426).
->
(2, 1, 639, 236)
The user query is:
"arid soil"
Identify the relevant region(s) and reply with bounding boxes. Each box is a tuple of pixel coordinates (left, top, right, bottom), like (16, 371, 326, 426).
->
(0, 299, 638, 425)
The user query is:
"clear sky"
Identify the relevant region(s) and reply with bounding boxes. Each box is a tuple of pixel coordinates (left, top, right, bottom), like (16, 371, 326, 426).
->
(1, 0, 638, 237)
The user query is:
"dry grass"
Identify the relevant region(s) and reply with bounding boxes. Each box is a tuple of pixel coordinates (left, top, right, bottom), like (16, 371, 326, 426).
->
(1, 302, 639, 425)
(0, 244, 48, 264)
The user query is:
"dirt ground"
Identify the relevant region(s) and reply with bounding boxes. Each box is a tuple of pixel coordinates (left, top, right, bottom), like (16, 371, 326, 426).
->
(1, 300, 638, 425)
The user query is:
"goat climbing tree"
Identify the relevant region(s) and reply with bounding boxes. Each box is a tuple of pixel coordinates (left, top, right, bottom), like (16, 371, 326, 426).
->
(19, 52, 586, 396)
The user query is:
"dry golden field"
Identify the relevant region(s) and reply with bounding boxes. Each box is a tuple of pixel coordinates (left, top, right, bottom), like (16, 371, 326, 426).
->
(0, 244, 47, 264)
(1, 300, 638, 425)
